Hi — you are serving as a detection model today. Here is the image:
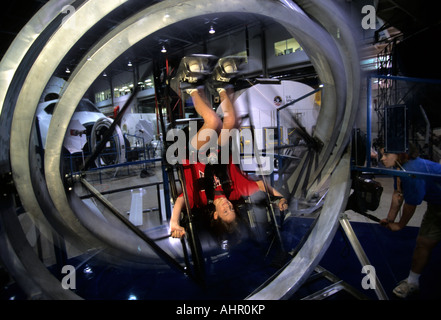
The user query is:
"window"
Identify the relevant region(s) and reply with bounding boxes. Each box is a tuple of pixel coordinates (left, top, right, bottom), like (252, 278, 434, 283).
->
(95, 89, 111, 103)
(94, 75, 155, 103)
(112, 75, 154, 98)
(274, 38, 303, 56)
(113, 83, 133, 98)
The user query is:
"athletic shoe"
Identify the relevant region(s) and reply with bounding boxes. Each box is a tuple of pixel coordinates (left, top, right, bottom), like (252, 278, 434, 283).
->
(392, 279, 419, 298)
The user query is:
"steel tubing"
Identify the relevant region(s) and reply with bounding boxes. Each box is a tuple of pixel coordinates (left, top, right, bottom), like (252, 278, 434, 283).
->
(0, 0, 360, 299)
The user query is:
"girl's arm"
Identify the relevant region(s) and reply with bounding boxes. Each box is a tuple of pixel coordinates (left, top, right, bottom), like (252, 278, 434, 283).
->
(170, 196, 186, 238)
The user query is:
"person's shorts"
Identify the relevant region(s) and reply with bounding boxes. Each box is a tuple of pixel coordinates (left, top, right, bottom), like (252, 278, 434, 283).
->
(418, 203, 441, 242)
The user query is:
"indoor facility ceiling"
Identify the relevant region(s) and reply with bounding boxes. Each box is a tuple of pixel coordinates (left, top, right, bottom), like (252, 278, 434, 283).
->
(1, 1, 439, 80)
(376, 0, 440, 37)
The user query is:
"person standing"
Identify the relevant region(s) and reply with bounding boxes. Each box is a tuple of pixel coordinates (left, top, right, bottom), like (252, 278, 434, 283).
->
(379, 145, 441, 298)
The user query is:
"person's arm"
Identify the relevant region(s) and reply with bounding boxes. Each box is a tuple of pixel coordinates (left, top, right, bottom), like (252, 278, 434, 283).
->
(256, 180, 288, 211)
(380, 189, 404, 226)
(170, 196, 186, 238)
(380, 187, 418, 231)
(387, 203, 417, 231)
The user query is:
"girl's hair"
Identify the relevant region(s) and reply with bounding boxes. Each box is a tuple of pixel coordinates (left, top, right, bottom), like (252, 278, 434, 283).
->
(396, 142, 419, 165)
(380, 142, 419, 166)
(206, 201, 242, 239)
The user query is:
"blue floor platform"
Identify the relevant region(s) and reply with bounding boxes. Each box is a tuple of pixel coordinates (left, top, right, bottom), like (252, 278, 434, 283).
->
(320, 219, 441, 300)
(283, 216, 441, 300)
(2, 216, 440, 300)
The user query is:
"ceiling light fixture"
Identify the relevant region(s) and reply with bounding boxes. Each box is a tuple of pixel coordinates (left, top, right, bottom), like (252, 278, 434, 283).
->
(161, 45, 167, 53)
(209, 25, 215, 34)
(127, 61, 132, 67)
(65, 67, 70, 74)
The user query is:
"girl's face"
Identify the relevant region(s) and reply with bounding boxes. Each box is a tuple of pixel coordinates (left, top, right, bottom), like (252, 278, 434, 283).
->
(213, 197, 236, 223)
(380, 149, 398, 168)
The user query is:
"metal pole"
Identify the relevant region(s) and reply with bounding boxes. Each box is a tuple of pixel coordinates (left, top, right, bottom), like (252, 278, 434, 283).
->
(339, 215, 389, 300)
(276, 87, 321, 112)
(375, 74, 441, 85)
(276, 109, 282, 170)
(366, 75, 372, 167)
(176, 165, 205, 283)
(79, 177, 191, 278)
(244, 87, 284, 252)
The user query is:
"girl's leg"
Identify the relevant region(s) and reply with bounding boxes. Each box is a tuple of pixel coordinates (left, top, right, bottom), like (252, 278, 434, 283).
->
(189, 88, 222, 150)
(217, 87, 238, 146)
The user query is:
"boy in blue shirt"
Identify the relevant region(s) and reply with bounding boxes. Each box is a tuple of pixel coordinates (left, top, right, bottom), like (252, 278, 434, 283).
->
(380, 145, 441, 298)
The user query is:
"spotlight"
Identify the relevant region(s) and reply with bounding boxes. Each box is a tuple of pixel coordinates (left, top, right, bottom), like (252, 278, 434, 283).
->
(209, 25, 215, 34)
(212, 56, 247, 82)
(127, 61, 132, 67)
(65, 67, 70, 74)
(172, 54, 218, 84)
(161, 45, 167, 53)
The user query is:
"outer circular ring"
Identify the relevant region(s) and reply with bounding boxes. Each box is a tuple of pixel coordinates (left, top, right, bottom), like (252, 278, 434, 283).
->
(1, 0, 360, 299)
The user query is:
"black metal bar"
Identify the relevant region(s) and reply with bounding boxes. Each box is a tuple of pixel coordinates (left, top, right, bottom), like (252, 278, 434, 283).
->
(180, 237, 191, 276)
(176, 165, 205, 283)
(79, 177, 192, 279)
(156, 183, 162, 225)
(79, 181, 163, 199)
(151, 234, 172, 241)
(356, 211, 381, 223)
(243, 85, 285, 252)
(352, 165, 441, 179)
(276, 87, 322, 111)
(156, 59, 205, 283)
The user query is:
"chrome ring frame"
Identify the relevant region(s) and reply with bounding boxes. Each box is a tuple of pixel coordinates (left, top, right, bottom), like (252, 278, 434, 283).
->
(0, 0, 360, 299)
